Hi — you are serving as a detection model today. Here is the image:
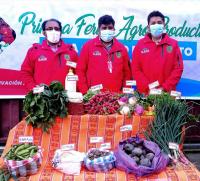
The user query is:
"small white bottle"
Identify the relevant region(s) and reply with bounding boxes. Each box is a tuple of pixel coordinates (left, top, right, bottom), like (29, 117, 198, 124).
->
(65, 69, 76, 92)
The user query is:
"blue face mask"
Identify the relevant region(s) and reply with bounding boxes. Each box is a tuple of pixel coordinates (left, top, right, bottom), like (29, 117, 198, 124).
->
(100, 30, 115, 42)
(150, 24, 164, 38)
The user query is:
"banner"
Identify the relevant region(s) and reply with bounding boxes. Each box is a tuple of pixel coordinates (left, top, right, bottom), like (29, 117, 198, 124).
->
(0, 0, 200, 98)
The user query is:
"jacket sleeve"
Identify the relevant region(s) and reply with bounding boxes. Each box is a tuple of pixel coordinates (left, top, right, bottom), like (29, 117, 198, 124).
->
(131, 44, 149, 94)
(76, 43, 89, 94)
(122, 48, 132, 87)
(20, 48, 37, 91)
(162, 43, 183, 92)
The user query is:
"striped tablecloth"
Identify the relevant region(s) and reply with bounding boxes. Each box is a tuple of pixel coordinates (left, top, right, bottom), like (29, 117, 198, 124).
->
(0, 115, 199, 181)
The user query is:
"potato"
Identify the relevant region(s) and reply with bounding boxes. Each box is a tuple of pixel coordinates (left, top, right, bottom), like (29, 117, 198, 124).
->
(123, 143, 134, 154)
(146, 153, 154, 161)
(132, 147, 143, 156)
(140, 158, 151, 167)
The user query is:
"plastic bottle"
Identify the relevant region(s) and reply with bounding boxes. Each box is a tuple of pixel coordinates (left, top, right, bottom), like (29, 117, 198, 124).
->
(65, 69, 76, 92)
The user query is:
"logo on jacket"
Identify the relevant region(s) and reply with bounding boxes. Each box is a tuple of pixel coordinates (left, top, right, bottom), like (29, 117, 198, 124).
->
(116, 51, 121, 58)
(38, 55, 47, 61)
(64, 54, 70, 60)
(141, 48, 149, 54)
(167, 45, 173, 53)
(93, 50, 101, 56)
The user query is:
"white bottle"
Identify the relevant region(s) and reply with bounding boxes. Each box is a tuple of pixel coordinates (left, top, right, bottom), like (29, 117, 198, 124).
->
(65, 69, 76, 92)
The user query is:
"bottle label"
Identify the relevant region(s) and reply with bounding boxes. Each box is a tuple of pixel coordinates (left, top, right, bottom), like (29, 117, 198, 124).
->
(67, 75, 78, 81)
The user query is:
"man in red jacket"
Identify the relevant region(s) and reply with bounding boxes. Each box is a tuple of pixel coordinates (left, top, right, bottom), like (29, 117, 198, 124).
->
(132, 11, 183, 94)
(21, 18, 78, 91)
(76, 15, 132, 94)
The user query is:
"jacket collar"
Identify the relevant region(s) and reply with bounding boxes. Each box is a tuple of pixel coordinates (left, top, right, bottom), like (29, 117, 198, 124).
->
(41, 39, 70, 52)
(144, 33, 171, 45)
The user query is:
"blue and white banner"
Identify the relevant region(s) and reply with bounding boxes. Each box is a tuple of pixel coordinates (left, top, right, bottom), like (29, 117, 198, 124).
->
(0, 0, 199, 98)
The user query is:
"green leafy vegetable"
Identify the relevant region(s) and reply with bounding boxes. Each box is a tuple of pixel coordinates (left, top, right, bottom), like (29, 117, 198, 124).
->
(23, 81, 68, 132)
(83, 90, 99, 103)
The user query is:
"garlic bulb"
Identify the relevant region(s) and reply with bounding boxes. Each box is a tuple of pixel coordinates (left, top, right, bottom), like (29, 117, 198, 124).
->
(128, 97, 137, 106)
(120, 105, 130, 115)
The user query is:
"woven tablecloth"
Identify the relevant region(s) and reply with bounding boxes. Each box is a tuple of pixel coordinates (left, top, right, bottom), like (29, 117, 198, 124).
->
(0, 115, 199, 181)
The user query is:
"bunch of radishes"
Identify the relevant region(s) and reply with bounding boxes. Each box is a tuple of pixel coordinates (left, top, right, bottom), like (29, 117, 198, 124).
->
(118, 95, 144, 116)
(84, 92, 120, 114)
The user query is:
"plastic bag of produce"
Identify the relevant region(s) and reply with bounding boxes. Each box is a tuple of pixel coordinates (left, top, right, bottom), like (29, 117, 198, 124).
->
(4, 144, 42, 177)
(52, 149, 85, 175)
(84, 148, 116, 172)
(114, 137, 169, 176)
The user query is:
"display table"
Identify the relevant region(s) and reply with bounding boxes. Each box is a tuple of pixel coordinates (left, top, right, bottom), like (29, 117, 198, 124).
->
(0, 115, 199, 181)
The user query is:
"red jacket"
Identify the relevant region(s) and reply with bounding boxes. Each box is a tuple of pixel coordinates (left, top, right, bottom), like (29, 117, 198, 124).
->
(76, 36, 132, 94)
(132, 33, 183, 94)
(21, 40, 78, 90)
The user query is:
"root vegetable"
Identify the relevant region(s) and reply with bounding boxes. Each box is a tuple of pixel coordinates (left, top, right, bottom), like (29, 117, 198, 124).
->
(134, 104, 144, 116)
(140, 158, 151, 167)
(124, 143, 134, 154)
(132, 156, 140, 164)
(132, 147, 143, 156)
(146, 153, 154, 161)
(128, 97, 137, 106)
(120, 105, 130, 115)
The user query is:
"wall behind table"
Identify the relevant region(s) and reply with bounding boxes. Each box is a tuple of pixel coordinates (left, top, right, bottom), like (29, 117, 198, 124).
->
(0, 99, 199, 145)
(0, 99, 24, 144)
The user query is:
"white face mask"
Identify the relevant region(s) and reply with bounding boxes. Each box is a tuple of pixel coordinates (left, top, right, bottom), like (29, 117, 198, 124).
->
(100, 29, 115, 42)
(46, 30, 61, 43)
(150, 24, 164, 38)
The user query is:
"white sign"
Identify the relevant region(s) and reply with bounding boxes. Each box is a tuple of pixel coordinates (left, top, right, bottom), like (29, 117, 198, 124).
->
(19, 136, 33, 143)
(123, 87, 134, 94)
(66, 61, 77, 68)
(33, 86, 44, 94)
(120, 124, 133, 132)
(90, 84, 103, 92)
(170, 90, 182, 97)
(126, 80, 136, 86)
(61, 144, 75, 151)
(148, 81, 159, 89)
(90, 137, 104, 143)
(100, 142, 111, 150)
(67, 75, 78, 81)
(149, 88, 162, 95)
(169, 142, 179, 150)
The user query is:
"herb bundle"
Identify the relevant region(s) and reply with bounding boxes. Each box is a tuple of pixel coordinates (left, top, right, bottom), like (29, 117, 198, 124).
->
(144, 93, 194, 154)
(23, 81, 68, 132)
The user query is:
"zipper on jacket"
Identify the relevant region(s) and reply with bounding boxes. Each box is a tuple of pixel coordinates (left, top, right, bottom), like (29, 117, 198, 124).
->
(161, 44, 164, 57)
(177, 53, 181, 67)
(58, 54, 61, 66)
